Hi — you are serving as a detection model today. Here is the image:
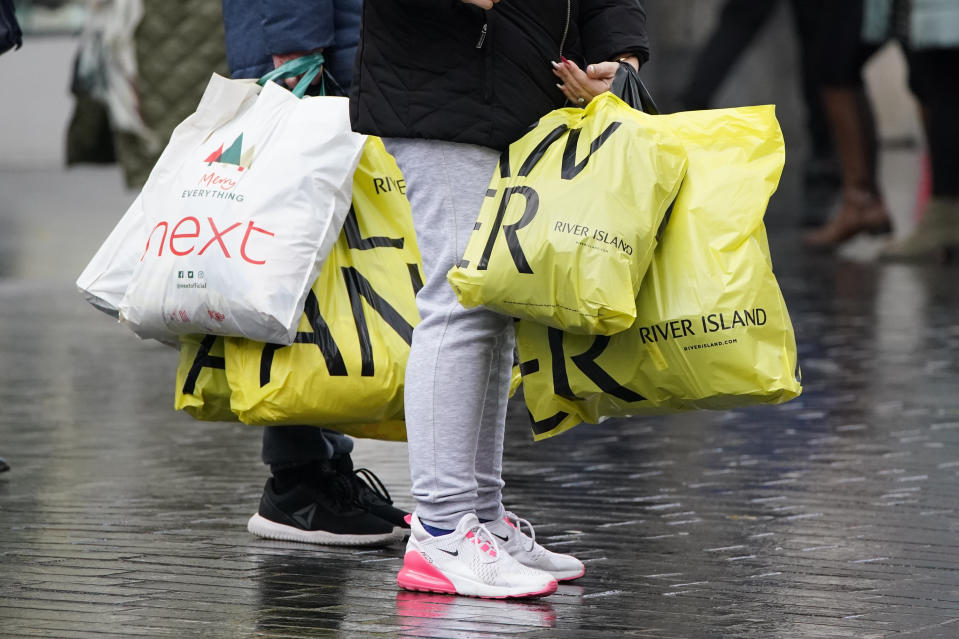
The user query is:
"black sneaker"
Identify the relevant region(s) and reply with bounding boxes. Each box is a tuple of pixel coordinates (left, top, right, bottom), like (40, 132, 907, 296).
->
(247, 472, 398, 547)
(334, 457, 411, 534)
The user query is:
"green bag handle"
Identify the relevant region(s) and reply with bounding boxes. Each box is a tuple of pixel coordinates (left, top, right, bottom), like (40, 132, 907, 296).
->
(257, 52, 326, 98)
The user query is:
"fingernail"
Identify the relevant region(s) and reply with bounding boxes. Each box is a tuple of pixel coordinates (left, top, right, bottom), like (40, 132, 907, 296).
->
(560, 55, 570, 64)
(551, 60, 560, 68)
(556, 83, 564, 89)
(587, 65, 594, 74)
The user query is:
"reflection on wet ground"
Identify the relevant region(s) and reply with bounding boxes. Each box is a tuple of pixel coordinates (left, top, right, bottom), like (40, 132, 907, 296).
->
(1, 167, 958, 637)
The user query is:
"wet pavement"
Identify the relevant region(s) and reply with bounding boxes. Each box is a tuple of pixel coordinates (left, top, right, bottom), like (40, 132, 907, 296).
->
(2, 156, 959, 638)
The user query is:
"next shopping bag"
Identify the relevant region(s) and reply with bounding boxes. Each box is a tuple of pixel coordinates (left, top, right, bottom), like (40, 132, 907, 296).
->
(174, 137, 421, 441)
(447, 92, 688, 336)
(516, 105, 802, 440)
(106, 55, 365, 344)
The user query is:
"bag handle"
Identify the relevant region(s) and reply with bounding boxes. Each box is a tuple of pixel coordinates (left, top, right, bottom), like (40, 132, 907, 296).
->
(610, 61, 659, 115)
(257, 52, 326, 98)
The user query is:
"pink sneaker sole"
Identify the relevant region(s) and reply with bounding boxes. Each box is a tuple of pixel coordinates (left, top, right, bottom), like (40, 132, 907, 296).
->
(396, 551, 558, 599)
(397, 551, 457, 594)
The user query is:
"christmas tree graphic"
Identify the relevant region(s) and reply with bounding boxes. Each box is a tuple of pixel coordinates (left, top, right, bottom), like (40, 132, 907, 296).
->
(204, 134, 254, 171)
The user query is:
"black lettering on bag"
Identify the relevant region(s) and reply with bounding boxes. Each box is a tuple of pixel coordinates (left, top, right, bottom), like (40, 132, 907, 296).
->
(569, 335, 646, 402)
(342, 266, 415, 376)
(498, 150, 511, 179)
(477, 186, 538, 273)
(408, 263, 424, 295)
(519, 124, 569, 176)
(260, 290, 347, 387)
(501, 187, 539, 274)
(561, 122, 622, 180)
(519, 359, 540, 376)
(343, 206, 404, 250)
(517, 347, 570, 436)
(547, 327, 646, 402)
(548, 327, 577, 399)
(529, 409, 570, 436)
(182, 334, 225, 395)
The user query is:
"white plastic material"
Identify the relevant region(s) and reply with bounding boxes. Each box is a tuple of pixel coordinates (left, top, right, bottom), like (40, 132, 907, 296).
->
(78, 74, 366, 344)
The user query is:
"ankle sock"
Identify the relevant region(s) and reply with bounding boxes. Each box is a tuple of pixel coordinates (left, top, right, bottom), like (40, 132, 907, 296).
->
(421, 523, 454, 537)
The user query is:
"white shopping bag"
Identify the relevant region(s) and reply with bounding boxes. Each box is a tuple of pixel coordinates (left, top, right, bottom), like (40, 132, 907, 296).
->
(92, 72, 364, 345)
(77, 193, 145, 318)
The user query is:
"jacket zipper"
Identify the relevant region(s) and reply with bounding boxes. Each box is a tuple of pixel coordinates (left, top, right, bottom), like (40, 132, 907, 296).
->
(476, 22, 488, 48)
(559, 0, 570, 58)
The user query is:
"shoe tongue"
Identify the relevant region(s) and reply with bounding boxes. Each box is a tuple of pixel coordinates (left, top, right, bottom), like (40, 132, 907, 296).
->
(455, 513, 482, 533)
(484, 517, 511, 536)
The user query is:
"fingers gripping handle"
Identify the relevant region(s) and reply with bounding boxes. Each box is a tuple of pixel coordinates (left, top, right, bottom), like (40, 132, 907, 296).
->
(257, 52, 326, 98)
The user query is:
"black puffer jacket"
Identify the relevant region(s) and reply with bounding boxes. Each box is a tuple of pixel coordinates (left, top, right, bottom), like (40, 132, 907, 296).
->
(350, 0, 648, 150)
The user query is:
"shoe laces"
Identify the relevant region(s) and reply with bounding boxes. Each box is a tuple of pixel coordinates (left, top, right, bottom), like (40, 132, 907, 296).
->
(504, 511, 537, 553)
(322, 471, 359, 512)
(464, 521, 501, 559)
(352, 467, 393, 506)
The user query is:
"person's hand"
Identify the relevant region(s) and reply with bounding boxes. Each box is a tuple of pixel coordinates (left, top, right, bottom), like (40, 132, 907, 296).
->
(552, 58, 620, 106)
(461, 0, 499, 9)
(552, 55, 639, 106)
(272, 49, 323, 89)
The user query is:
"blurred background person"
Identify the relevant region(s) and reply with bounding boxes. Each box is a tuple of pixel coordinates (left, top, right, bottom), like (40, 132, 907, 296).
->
(679, 0, 838, 228)
(65, 0, 228, 187)
(805, 0, 959, 261)
(803, 0, 894, 250)
(874, 0, 959, 261)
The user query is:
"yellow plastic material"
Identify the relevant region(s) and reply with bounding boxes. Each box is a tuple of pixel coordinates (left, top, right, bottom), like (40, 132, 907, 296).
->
(447, 92, 688, 336)
(174, 137, 421, 441)
(516, 105, 802, 440)
(174, 334, 236, 422)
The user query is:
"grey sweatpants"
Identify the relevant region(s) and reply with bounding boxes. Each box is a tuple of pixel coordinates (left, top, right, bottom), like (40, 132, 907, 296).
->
(384, 138, 513, 530)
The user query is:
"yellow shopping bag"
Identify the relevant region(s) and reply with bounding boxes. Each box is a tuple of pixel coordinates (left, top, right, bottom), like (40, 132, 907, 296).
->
(174, 137, 421, 441)
(447, 92, 687, 336)
(516, 105, 801, 440)
(175, 334, 236, 422)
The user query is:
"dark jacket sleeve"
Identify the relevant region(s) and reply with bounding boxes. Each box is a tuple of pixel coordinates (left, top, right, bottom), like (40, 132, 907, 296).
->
(256, 0, 336, 54)
(578, 0, 649, 65)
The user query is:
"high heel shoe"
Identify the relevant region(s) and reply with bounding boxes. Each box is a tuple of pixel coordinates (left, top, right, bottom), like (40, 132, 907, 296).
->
(803, 189, 892, 250)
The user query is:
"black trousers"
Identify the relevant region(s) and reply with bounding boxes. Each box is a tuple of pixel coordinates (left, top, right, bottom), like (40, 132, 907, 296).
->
(261, 426, 354, 470)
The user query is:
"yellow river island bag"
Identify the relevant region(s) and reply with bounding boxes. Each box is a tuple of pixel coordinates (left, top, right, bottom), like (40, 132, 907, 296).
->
(516, 105, 802, 440)
(174, 137, 421, 441)
(447, 92, 688, 336)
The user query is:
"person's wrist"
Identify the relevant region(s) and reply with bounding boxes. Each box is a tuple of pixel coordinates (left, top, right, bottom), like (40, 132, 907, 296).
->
(612, 54, 640, 71)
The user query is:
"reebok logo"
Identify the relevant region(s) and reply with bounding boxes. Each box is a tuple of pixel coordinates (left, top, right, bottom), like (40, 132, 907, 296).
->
(293, 503, 317, 529)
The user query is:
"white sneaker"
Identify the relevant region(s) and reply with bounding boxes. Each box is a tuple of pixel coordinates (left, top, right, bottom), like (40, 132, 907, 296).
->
(397, 513, 558, 599)
(484, 512, 586, 582)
